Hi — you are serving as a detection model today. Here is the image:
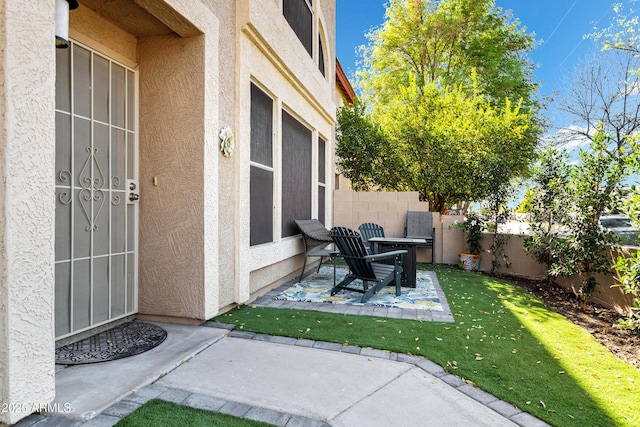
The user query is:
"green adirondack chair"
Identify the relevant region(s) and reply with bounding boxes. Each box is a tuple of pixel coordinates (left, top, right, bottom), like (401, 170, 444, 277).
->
(358, 222, 385, 253)
(329, 227, 406, 303)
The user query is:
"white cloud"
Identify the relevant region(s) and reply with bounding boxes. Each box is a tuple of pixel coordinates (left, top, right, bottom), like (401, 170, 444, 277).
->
(543, 126, 592, 151)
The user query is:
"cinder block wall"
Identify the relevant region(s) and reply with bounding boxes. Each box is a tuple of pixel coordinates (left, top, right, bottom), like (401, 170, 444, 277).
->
(477, 234, 634, 313)
(477, 234, 547, 279)
(332, 189, 635, 313)
(334, 190, 427, 234)
(555, 246, 636, 313)
(334, 190, 440, 262)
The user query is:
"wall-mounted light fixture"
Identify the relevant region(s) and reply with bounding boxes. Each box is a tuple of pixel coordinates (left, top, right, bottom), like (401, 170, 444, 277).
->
(55, 0, 79, 49)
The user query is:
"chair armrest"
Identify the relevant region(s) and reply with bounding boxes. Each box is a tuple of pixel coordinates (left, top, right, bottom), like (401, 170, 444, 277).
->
(363, 250, 407, 263)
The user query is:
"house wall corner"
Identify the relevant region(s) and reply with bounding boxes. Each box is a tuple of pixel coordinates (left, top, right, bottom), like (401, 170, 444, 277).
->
(0, 0, 57, 423)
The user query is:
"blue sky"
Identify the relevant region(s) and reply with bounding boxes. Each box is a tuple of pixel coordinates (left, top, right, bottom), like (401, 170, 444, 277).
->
(336, 0, 626, 119)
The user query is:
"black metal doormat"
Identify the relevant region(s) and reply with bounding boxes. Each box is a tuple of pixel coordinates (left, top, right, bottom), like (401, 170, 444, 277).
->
(55, 321, 167, 365)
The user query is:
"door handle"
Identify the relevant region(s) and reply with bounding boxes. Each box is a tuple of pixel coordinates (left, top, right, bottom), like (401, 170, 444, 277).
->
(127, 179, 139, 204)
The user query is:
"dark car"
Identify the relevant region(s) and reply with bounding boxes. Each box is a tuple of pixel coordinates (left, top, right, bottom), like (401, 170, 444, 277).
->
(599, 215, 639, 246)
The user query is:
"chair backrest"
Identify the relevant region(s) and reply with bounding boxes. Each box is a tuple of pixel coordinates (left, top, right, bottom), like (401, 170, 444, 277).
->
(294, 219, 332, 250)
(358, 223, 385, 242)
(405, 211, 433, 238)
(329, 227, 376, 280)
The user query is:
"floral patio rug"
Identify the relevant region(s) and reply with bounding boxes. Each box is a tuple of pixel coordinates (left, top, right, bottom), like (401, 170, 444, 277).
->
(275, 265, 443, 311)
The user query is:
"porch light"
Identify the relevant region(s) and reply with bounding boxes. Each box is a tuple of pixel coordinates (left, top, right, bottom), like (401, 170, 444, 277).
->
(55, 0, 79, 49)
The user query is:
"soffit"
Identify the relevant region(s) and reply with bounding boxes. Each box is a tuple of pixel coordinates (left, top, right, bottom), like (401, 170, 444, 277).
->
(80, 0, 174, 37)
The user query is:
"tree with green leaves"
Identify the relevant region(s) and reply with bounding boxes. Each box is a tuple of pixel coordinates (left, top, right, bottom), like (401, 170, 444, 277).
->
(588, 3, 640, 328)
(525, 129, 632, 309)
(514, 187, 535, 214)
(613, 169, 640, 330)
(552, 129, 629, 310)
(588, 3, 640, 54)
(336, 0, 541, 212)
(335, 100, 392, 191)
(358, 0, 539, 109)
(523, 148, 571, 287)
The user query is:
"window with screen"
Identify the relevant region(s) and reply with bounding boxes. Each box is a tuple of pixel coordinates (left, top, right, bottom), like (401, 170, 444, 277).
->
(283, 0, 313, 56)
(250, 83, 274, 246)
(318, 137, 326, 224)
(282, 110, 312, 237)
(318, 35, 325, 76)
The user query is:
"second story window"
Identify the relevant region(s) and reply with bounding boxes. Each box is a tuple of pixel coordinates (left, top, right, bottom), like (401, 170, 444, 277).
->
(318, 35, 325, 76)
(283, 0, 312, 56)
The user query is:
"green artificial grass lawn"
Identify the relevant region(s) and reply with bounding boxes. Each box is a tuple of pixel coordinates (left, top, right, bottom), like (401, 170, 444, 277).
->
(115, 399, 274, 427)
(214, 264, 640, 427)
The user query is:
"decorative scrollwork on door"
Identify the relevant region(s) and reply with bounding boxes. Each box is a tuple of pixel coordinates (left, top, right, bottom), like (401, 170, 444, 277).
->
(111, 176, 121, 206)
(57, 170, 73, 205)
(78, 146, 106, 231)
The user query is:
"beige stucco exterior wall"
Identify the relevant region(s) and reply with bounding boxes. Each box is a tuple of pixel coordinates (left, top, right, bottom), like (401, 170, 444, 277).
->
(237, 0, 337, 304)
(211, 1, 239, 312)
(138, 35, 208, 319)
(69, 4, 137, 64)
(1, 1, 336, 422)
(0, 0, 57, 424)
(135, 1, 219, 321)
(60, 0, 335, 319)
(67, 0, 221, 324)
(1, 0, 221, 423)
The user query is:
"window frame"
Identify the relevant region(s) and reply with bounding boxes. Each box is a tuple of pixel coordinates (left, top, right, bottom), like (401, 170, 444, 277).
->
(249, 83, 275, 247)
(283, 0, 313, 57)
(281, 108, 313, 238)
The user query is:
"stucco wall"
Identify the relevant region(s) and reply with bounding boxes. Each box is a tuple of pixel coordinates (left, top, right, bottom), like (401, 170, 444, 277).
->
(63, 0, 336, 320)
(476, 233, 548, 279)
(69, 3, 137, 65)
(205, 0, 237, 311)
(237, 0, 337, 302)
(137, 1, 219, 321)
(1, 0, 335, 423)
(554, 246, 636, 313)
(0, 0, 57, 424)
(137, 34, 208, 319)
(473, 233, 631, 313)
(68, 0, 221, 323)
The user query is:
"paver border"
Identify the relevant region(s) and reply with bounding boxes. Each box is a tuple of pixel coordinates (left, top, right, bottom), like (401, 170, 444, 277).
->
(18, 322, 552, 426)
(252, 267, 455, 323)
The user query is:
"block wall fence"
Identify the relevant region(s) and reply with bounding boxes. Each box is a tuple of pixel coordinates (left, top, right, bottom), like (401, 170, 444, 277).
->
(332, 189, 635, 313)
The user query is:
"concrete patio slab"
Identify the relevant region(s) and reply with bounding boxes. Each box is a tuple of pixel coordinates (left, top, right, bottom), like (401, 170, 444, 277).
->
(27, 324, 550, 427)
(156, 336, 413, 420)
(51, 323, 226, 421)
(332, 367, 518, 427)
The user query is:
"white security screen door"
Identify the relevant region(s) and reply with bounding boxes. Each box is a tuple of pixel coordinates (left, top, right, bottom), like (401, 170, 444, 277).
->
(55, 41, 139, 339)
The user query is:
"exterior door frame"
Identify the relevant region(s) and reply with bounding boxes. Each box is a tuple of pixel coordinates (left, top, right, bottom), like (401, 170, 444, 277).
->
(55, 39, 139, 340)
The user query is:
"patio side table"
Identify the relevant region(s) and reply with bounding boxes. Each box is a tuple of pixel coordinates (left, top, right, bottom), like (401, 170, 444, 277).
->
(368, 237, 426, 288)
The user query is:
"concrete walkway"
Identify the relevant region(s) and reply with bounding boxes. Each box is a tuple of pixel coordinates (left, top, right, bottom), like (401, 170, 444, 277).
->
(13, 322, 550, 427)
